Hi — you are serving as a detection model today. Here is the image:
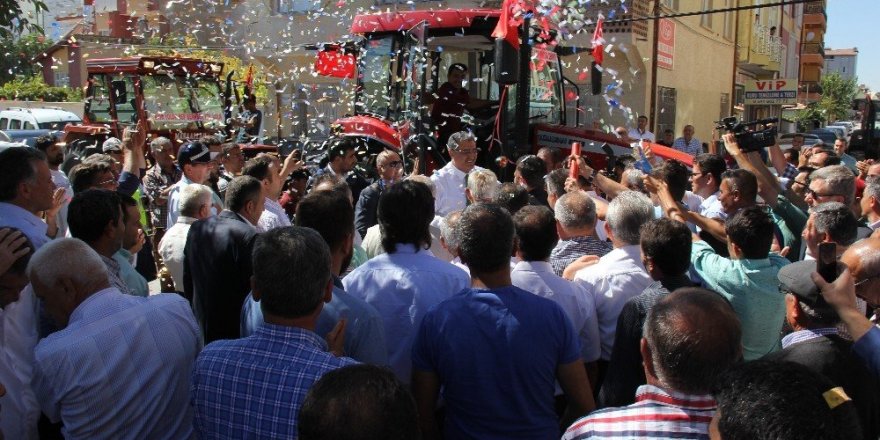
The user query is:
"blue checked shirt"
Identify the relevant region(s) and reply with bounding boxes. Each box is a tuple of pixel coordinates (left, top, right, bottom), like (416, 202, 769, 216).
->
(191, 323, 357, 439)
(672, 136, 703, 156)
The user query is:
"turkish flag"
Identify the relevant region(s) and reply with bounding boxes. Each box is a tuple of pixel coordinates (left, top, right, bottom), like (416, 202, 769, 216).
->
(492, 0, 521, 49)
(592, 14, 605, 65)
(314, 49, 355, 79)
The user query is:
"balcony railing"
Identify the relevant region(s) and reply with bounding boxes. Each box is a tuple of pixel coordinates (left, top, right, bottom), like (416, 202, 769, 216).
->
(804, 1, 825, 16)
(801, 42, 825, 57)
(752, 24, 783, 63)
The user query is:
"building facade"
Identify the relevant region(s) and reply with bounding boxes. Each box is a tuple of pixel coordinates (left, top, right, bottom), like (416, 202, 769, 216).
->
(824, 47, 858, 82)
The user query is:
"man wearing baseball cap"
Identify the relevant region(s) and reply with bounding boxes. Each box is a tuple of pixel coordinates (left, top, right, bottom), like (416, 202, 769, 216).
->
(167, 142, 222, 227)
(102, 137, 124, 164)
(765, 260, 880, 439)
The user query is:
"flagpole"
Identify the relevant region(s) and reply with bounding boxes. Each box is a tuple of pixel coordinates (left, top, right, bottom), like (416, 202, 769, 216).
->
(515, 15, 531, 157)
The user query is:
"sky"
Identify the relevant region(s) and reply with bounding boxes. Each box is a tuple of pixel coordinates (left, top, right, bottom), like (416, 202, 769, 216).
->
(824, 0, 878, 92)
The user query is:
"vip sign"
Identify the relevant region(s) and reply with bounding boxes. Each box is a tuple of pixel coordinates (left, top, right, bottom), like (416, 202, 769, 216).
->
(744, 79, 798, 105)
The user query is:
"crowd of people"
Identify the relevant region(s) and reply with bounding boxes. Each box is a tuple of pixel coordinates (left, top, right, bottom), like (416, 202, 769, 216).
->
(0, 117, 878, 440)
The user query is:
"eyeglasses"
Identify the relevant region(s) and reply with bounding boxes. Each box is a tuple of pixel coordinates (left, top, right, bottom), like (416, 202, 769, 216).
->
(805, 188, 838, 199)
(97, 178, 119, 188)
(854, 275, 880, 289)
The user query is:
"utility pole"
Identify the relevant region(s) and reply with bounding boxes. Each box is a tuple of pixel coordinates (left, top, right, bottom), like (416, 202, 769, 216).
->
(648, 0, 661, 133)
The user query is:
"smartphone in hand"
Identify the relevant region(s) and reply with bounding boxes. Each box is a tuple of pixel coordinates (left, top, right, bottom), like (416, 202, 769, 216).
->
(817, 242, 837, 283)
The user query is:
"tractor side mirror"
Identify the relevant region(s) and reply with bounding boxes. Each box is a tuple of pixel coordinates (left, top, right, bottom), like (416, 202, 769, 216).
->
(494, 39, 519, 85)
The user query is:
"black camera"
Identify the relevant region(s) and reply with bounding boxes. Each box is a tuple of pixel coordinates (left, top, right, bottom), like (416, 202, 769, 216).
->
(715, 116, 778, 152)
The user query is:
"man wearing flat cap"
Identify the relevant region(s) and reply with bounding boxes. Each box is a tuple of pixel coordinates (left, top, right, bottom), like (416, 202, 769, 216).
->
(765, 260, 880, 440)
(167, 142, 222, 227)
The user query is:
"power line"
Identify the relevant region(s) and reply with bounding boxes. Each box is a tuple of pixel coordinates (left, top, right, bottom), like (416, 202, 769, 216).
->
(604, 0, 817, 25)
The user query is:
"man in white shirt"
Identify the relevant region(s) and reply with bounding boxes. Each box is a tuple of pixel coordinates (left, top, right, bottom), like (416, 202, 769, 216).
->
(0, 229, 38, 440)
(167, 142, 222, 227)
(690, 153, 728, 220)
(343, 180, 469, 383)
(511, 206, 601, 377)
(431, 131, 485, 217)
(159, 184, 213, 292)
(861, 179, 880, 230)
(29, 238, 200, 439)
(573, 191, 654, 362)
(0, 147, 58, 249)
(627, 115, 655, 143)
(242, 153, 304, 232)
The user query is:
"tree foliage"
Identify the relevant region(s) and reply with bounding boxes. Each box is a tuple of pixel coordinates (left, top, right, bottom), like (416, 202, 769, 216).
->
(0, 0, 47, 39)
(817, 72, 858, 122)
(0, 33, 51, 84)
(795, 72, 858, 130)
(0, 75, 83, 101)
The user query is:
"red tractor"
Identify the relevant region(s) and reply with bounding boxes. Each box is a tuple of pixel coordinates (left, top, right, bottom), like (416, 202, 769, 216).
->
(313, 9, 657, 179)
(63, 56, 275, 163)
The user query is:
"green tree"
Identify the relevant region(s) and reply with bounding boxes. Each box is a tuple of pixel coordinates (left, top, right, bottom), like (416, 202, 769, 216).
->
(0, 75, 82, 101)
(794, 73, 858, 130)
(0, 0, 47, 38)
(817, 72, 857, 123)
(0, 33, 51, 84)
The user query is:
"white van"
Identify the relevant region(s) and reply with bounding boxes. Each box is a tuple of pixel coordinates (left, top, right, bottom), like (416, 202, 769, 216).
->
(0, 108, 81, 131)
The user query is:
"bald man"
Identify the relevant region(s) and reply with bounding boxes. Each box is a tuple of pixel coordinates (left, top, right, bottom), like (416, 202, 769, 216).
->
(841, 238, 880, 318)
(355, 150, 403, 238)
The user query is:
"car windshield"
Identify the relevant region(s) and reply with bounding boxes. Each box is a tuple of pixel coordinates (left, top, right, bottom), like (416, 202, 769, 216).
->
(141, 74, 225, 131)
(810, 130, 837, 143)
(38, 119, 81, 130)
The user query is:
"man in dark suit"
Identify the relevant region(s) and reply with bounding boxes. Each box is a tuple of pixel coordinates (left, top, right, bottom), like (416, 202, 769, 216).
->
(355, 150, 403, 238)
(766, 260, 880, 440)
(183, 176, 264, 343)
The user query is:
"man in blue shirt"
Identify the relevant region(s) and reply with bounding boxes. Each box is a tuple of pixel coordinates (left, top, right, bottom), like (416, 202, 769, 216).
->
(241, 191, 388, 365)
(652, 172, 789, 360)
(412, 203, 595, 439)
(344, 180, 469, 383)
(29, 238, 200, 439)
(192, 227, 356, 439)
(0, 147, 58, 248)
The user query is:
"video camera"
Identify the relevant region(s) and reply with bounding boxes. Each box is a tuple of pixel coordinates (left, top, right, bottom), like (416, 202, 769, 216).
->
(715, 116, 778, 153)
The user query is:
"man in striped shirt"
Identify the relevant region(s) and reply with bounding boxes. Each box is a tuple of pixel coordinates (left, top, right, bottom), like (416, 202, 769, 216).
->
(672, 125, 702, 157)
(563, 288, 742, 440)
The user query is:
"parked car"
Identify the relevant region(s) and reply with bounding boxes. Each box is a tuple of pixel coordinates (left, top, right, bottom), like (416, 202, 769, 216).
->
(807, 129, 839, 145)
(778, 133, 821, 150)
(822, 125, 847, 140)
(0, 108, 81, 131)
(0, 129, 62, 147)
(0, 130, 26, 150)
(828, 121, 854, 135)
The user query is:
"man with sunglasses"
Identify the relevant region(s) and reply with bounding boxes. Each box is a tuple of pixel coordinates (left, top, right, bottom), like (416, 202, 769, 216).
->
(814, 251, 880, 378)
(689, 153, 727, 220)
(355, 150, 402, 238)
